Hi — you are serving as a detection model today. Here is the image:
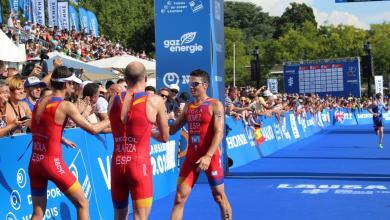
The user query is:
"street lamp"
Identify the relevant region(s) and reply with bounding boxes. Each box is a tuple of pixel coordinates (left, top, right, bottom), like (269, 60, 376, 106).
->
(250, 47, 260, 88)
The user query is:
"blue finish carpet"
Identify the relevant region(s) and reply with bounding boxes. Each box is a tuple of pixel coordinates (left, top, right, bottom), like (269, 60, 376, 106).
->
(144, 125, 390, 220)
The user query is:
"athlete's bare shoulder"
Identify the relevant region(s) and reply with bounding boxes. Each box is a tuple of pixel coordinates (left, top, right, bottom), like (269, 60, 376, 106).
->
(147, 93, 164, 108)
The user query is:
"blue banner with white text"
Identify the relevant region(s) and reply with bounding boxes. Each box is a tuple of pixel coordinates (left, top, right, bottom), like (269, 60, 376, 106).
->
(87, 10, 98, 37)
(69, 6, 79, 32)
(0, 129, 180, 219)
(78, 7, 89, 33)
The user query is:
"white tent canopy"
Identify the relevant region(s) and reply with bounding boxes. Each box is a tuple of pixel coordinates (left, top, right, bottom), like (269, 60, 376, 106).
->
(43, 51, 118, 81)
(0, 29, 26, 62)
(88, 54, 156, 74)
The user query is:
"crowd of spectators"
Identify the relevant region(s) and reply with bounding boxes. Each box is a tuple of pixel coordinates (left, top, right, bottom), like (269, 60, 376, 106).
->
(0, 57, 192, 138)
(3, 12, 154, 62)
(225, 85, 388, 128)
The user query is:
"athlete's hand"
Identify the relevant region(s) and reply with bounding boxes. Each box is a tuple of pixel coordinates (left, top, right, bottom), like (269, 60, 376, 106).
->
(196, 154, 212, 172)
(63, 138, 77, 149)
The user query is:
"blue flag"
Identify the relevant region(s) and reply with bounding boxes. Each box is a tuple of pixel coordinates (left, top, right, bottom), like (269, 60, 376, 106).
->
(0, 3, 3, 23)
(18, 0, 24, 11)
(24, 0, 32, 21)
(78, 7, 89, 33)
(69, 6, 80, 32)
(87, 10, 99, 37)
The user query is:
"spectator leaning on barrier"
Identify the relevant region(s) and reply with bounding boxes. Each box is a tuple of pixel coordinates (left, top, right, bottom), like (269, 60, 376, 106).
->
(23, 76, 47, 111)
(5, 76, 32, 134)
(0, 80, 26, 137)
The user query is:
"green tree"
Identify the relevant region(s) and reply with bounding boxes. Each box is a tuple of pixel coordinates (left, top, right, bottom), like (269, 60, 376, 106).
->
(224, 1, 275, 40)
(274, 2, 317, 38)
(320, 25, 366, 59)
(224, 27, 251, 86)
(369, 23, 390, 80)
(78, 0, 155, 54)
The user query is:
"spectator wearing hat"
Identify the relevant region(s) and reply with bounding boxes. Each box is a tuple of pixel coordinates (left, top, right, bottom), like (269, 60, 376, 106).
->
(23, 76, 47, 111)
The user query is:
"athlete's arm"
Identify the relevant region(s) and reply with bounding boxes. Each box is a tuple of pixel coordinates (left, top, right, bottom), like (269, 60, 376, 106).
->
(169, 104, 188, 135)
(63, 101, 110, 135)
(196, 100, 224, 171)
(152, 96, 169, 143)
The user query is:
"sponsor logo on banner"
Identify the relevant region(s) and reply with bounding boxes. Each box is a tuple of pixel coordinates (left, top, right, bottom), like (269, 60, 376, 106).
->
(272, 123, 283, 141)
(356, 113, 372, 119)
(335, 110, 344, 122)
(277, 183, 390, 195)
(163, 72, 190, 87)
(17, 168, 27, 189)
(6, 212, 17, 220)
(150, 140, 177, 175)
(289, 114, 300, 139)
(160, 1, 203, 14)
(321, 111, 330, 123)
(281, 117, 291, 140)
(10, 190, 21, 210)
(226, 134, 248, 149)
(262, 125, 275, 141)
(163, 32, 204, 54)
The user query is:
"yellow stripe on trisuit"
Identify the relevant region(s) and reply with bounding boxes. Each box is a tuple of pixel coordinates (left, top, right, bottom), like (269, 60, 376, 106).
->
(133, 197, 153, 208)
(132, 97, 146, 106)
(66, 181, 82, 194)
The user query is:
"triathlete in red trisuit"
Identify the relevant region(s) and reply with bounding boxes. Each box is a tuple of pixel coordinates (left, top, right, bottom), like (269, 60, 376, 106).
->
(29, 66, 110, 220)
(169, 69, 232, 220)
(108, 61, 169, 220)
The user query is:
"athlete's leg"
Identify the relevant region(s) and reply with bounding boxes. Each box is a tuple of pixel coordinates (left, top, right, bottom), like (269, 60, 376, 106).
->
(132, 198, 153, 220)
(64, 182, 89, 220)
(374, 126, 379, 135)
(170, 183, 192, 220)
(31, 195, 47, 220)
(379, 126, 384, 145)
(211, 184, 232, 220)
(114, 207, 129, 220)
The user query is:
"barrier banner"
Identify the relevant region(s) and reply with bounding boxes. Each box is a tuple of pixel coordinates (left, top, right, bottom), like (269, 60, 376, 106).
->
(47, 0, 57, 27)
(321, 109, 331, 127)
(296, 114, 309, 138)
(0, 129, 180, 219)
(259, 117, 278, 156)
(271, 115, 293, 149)
(288, 113, 301, 140)
(384, 112, 390, 123)
(354, 110, 373, 125)
(333, 108, 357, 126)
(69, 6, 80, 32)
(225, 116, 259, 168)
(304, 113, 316, 136)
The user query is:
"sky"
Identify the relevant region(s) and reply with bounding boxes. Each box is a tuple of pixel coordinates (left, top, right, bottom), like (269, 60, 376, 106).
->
(230, 0, 390, 29)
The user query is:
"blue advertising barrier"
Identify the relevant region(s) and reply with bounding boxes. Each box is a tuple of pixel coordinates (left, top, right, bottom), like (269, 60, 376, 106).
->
(333, 108, 358, 126)
(354, 109, 373, 125)
(225, 116, 260, 169)
(259, 117, 278, 157)
(0, 129, 180, 219)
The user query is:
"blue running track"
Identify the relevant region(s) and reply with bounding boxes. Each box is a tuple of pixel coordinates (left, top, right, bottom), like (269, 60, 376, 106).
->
(145, 125, 390, 220)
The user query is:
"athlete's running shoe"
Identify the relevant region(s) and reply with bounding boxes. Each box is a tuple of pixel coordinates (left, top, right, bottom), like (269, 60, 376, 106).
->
(379, 144, 383, 149)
